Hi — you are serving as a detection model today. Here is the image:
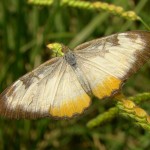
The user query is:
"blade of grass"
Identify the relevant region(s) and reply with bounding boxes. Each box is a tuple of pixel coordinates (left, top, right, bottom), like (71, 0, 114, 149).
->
(69, 12, 109, 48)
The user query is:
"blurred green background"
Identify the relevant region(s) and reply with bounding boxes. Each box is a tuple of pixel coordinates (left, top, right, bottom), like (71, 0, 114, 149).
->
(0, 0, 150, 149)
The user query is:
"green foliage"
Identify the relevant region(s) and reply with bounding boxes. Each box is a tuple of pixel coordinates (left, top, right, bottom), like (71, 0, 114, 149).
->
(0, 0, 150, 149)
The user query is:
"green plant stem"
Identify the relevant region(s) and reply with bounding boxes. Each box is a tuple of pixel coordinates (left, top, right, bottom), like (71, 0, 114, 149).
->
(87, 107, 118, 128)
(87, 92, 150, 130)
(28, 0, 150, 31)
(129, 92, 150, 104)
(138, 18, 150, 30)
(117, 100, 150, 131)
(28, 0, 54, 5)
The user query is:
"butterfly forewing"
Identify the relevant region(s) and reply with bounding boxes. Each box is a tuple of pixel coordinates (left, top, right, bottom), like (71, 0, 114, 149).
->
(0, 57, 91, 119)
(74, 31, 150, 99)
(0, 57, 63, 119)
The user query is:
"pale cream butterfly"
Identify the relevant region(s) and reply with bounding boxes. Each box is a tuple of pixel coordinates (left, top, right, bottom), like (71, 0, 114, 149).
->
(0, 30, 150, 119)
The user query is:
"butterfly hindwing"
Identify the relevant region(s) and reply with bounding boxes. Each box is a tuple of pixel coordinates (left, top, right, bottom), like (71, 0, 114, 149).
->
(49, 62, 91, 118)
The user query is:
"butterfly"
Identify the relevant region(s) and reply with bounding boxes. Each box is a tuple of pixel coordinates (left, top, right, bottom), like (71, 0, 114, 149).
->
(0, 30, 150, 119)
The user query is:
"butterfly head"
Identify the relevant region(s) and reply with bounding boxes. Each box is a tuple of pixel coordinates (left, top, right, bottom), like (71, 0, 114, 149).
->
(47, 43, 70, 57)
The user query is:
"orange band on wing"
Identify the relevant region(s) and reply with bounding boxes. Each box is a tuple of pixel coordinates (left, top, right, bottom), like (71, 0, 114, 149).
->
(49, 93, 91, 118)
(92, 76, 121, 99)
